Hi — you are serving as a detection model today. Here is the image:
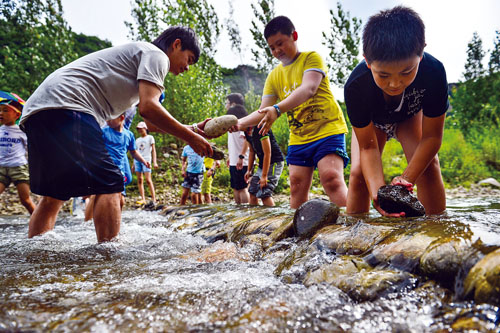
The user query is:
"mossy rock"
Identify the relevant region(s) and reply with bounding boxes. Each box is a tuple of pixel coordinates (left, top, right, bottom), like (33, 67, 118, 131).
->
(463, 247, 500, 305)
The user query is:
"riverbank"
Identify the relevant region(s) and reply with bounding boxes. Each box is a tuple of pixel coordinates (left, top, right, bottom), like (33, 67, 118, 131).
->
(1, 182, 499, 216)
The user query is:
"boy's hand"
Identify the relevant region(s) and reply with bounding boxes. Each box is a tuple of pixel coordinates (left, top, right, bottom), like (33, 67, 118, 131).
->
(372, 195, 406, 218)
(207, 169, 214, 177)
(192, 118, 216, 139)
(153, 162, 159, 169)
(145, 161, 151, 169)
(259, 176, 268, 189)
(244, 171, 252, 182)
(391, 175, 414, 193)
(228, 121, 241, 133)
(188, 134, 213, 158)
(236, 158, 243, 170)
(257, 106, 278, 135)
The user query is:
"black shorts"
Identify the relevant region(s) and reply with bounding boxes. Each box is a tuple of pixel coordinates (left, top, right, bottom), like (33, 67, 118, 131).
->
(229, 165, 248, 190)
(23, 109, 124, 201)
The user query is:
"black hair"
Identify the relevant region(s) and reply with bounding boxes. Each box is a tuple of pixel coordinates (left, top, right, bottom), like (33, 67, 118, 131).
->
(226, 105, 248, 119)
(152, 26, 200, 63)
(363, 6, 425, 63)
(226, 93, 245, 106)
(264, 16, 295, 40)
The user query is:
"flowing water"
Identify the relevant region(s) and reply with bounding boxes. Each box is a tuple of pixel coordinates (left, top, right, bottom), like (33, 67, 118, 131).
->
(1, 196, 499, 332)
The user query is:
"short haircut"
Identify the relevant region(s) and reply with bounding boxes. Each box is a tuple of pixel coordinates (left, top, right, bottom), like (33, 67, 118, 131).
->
(152, 26, 200, 63)
(363, 6, 425, 63)
(264, 16, 295, 40)
(226, 105, 248, 119)
(226, 93, 245, 106)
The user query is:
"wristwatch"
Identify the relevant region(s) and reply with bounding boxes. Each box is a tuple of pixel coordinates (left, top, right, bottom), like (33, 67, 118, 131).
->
(238, 154, 245, 159)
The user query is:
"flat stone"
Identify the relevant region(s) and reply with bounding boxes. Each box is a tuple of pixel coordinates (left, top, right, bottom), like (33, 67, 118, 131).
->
(293, 198, 339, 238)
(377, 185, 425, 217)
(204, 115, 238, 137)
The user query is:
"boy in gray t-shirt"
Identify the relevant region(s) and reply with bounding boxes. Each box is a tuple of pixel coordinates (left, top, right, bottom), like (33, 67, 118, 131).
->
(21, 26, 214, 243)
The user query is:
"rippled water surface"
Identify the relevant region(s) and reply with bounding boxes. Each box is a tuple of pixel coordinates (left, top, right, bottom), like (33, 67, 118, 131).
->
(1, 197, 499, 332)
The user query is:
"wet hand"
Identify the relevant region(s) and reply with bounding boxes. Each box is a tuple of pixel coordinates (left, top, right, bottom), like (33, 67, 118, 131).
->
(373, 195, 406, 218)
(391, 176, 414, 193)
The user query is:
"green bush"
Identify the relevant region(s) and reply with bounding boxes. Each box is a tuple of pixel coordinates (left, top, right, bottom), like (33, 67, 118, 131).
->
(439, 128, 489, 185)
(381, 140, 407, 183)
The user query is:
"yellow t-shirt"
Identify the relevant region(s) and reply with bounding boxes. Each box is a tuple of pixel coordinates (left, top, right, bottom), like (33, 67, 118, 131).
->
(204, 157, 215, 170)
(263, 51, 348, 145)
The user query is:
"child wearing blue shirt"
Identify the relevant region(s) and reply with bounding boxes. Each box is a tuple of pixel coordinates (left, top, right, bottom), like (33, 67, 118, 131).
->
(180, 145, 204, 205)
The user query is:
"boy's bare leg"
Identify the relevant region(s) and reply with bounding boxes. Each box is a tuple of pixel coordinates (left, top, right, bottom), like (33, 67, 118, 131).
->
(288, 165, 314, 209)
(93, 192, 121, 242)
(144, 172, 156, 203)
(180, 188, 190, 205)
(261, 196, 274, 207)
(317, 154, 348, 207)
(397, 112, 446, 214)
(233, 188, 249, 204)
(28, 196, 65, 237)
(136, 172, 145, 202)
(16, 182, 36, 214)
(84, 195, 96, 221)
(203, 193, 212, 204)
(346, 128, 388, 214)
(249, 194, 258, 205)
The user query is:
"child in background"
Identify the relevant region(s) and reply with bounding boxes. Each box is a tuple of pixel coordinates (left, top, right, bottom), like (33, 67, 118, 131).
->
(344, 6, 449, 217)
(134, 121, 158, 205)
(244, 126, 285, 206)
(180, 145, 204, 205)
(226, 94, 250, 204)
(85, 113, 150, 220)
(201, 157, 220, 204)
(0, 91, 36, 214)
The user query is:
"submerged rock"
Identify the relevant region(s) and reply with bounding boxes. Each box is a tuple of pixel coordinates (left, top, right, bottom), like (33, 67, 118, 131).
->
(204, 115, 238, 137)
(377, 185, 425, 217)
(293, 199, 339, 238)
(464, 248, 500, 304)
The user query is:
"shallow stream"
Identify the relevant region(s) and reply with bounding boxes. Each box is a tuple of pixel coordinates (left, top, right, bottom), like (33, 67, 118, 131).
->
(1, 196, 499, 332)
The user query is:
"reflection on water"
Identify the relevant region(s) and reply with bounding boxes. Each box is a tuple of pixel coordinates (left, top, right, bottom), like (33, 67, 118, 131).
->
(1, 197, 499, 332)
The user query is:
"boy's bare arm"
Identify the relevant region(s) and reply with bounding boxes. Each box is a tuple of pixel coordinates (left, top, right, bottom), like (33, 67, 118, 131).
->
(245, 145, 256, 183)
(138, 80, 212, 157)
(393, 114, 445, 185)
(257, 71, 323, 135)
(260, 137, 272, 188)
(354, 124, 403, 217)
(236, 96, 277, 130)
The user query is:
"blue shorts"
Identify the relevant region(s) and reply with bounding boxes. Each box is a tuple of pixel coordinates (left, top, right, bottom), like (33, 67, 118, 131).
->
(181, 172, 204, 193)
(134, 160, 151, 173)
(23, 110, 124, 201)
(286, 134, 349, 168)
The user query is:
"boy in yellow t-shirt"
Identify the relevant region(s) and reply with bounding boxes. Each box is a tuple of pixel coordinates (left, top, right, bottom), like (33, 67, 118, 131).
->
(234, 16, 349, 209)
(201, 157, 219, 204)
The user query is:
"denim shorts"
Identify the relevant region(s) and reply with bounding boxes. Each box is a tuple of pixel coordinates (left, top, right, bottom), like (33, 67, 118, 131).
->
(23, 110, 124, 201)
(286, 134, 349, 168)
(181, 172, 204, 193)
(248, 161, 284, 198)
(134, 160, 151, 173)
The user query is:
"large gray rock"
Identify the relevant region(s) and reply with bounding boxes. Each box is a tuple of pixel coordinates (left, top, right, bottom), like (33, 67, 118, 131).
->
(377, 185, 425, 217)
(204, 115, 238, 137)
(293, 199, 339, 238)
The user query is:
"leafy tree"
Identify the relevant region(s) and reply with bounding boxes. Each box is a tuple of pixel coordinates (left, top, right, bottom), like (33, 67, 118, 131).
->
(72, 32, 112, 57)
(321, 2, 362, 87)
(249, 0, 276, 72)
(0, 0, 77, 98)
(463, 32, 485, 81)
(489, 30, 500, 74)
(125, 0, 229, 139)
(224, 1, 243, 62)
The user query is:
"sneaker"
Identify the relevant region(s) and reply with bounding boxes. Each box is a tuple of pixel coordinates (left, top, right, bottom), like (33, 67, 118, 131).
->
(136, 200, 146, 205)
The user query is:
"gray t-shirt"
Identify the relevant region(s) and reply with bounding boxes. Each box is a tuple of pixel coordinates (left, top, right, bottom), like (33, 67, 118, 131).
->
(20, 42, 169, 126)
